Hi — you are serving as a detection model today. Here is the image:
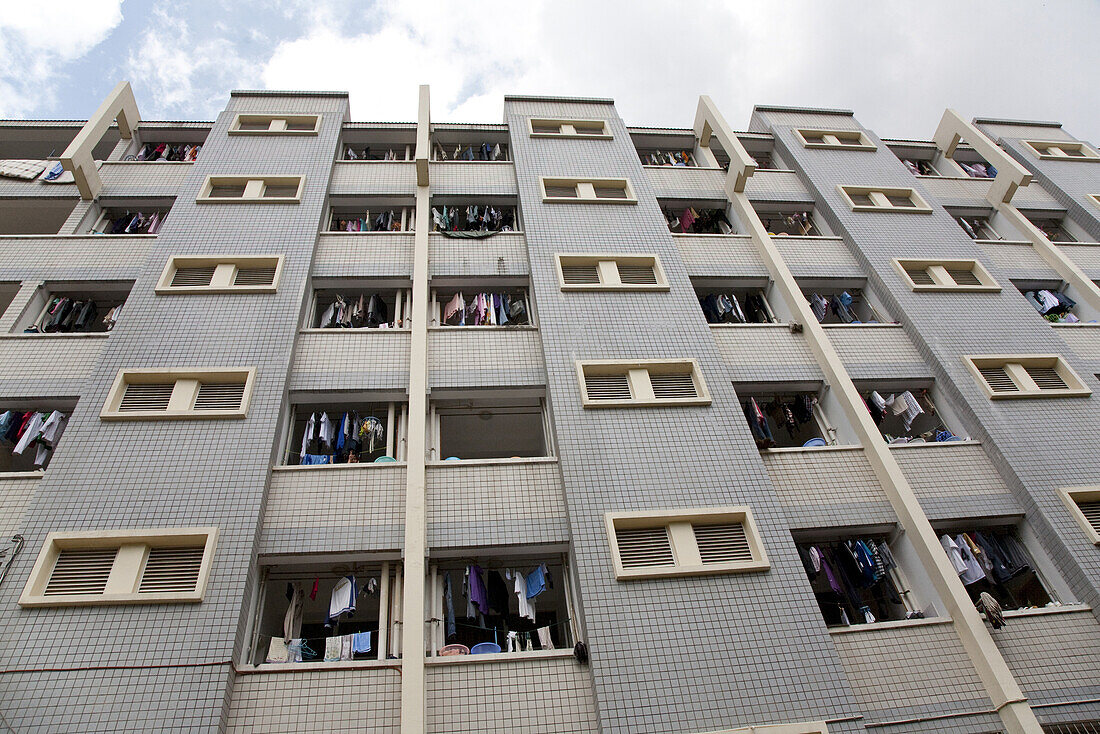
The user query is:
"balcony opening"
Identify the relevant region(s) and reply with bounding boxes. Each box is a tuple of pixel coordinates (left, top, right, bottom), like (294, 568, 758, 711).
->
(342, 127, 415, 161)
(955, 215, 1002, 240)
(15, 280, 132, 334)
(900, 157, 941, 176)
(308, 283, 411, 330)
(1026, 215, 1077, 243)
(432, 127, 510, 162)
(328, 202, 415, 232)
(252, 560, 396, 665)
(0, 199, 77, 235)
(801, 282, 891, 325)
(427, 552, 574, 656)
(663, 203, 735, 234)
(0, 122, 118, 161)
(0, 400, 75, 472)
(431, 200, 519, 234)
(431, 396, 549, 461)
(285, 400, 407, 466)
(859, 384, 962, 444)
(1014, 280, 1085, 324)
(124, 125, 208, 161)
(431, 282, 532, 327)
(639, 147, 697, 167)
(129, 142, 200, 162)
(739, 389, 830, 449)
(756, 207, 822, 237)
(697, 282, 777, 324)
(955, 156, 996, 179)
(89, 203, 171, 235)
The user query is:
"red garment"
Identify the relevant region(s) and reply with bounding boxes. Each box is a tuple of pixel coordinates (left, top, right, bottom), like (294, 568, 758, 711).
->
(680, 207, 696, 233)
(310, 578, 319, 601)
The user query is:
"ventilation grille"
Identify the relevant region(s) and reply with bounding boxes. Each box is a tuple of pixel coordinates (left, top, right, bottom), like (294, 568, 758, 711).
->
(585, 373, 631, 401)
(649, 372, 698, 400)
(545, 185, 578, 198)
(44, 548, 117, 596)
(693, 523, 752, 564)
(233, 266, 277, 286)
(532, 122, 562, 134)
(138, 546, 204, 594)
(1042, 723, 1100, 734)
(593, 185, 628, 199)
(171, 266, 216, 287)
(561, 263, 601, 284)
(1077, 501, 1100, 534)
(1025, 365, 1068, 391)
(978, 366, 1018, 393)
(946, 268, 982, 286)
(904, 265, 935, 285)
(193, 382, 246, 411)
(615, 527, 674, 568)
(616, 264, 657, 285)
(119, 383, 175, 412)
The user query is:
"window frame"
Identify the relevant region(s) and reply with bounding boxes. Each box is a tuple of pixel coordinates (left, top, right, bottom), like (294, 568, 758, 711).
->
(604, 507, 770, 580)
(19, 527, 218, 607)
(228, 113, 322, 136)
(964, 354, 1091, 399)
(894, 258, 1001, 292)
(1022, 140, 1100, 161)
(795, 128, 877, 152)
(837, 185, 933, 214)
(577, 359, 710, 408)
(528, 118, 611, 140)
(555, 253, 669, 292)
(100, 367, 257, 420)
(1059, 487, 1100, 545)
(196, 175, 305, 204)
(155, 255, 284, 294)
(539, 176, 637, 204)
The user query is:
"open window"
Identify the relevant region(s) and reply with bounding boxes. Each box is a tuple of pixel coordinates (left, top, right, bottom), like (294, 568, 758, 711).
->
(955, 215, 1003, 240)
(0, 402, 74, 472)
(430, 396, 550, 461)
(285, 399, 406, 465)
(329, 202, 415, 232)
(859, 385, 961, 444)
(90, 204, 170, 234)
(801, 282, 891, 324)
(739, 388, 832, 449)
(431, 282, 532, 327)
(307, 283, 411, 330)
(431, 201, 519, 233)
(663, 203, 735, 234)
(15, 281, 131, 334)
(639, 148, 697, 167)
(426, 552, 574, 656)
(697, 282, 777, 324)
(755, 208, 822, 237)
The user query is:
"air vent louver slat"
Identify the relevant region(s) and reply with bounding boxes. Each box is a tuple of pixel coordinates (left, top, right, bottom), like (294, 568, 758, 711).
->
(233, 266, 276, 286)
(616, 264, 657, 285)
(615, 527, 674, 568)
(171, 266, 216, 287)
(978, 366, 1017, 393)
(1078, 501, 1100, 534)
(904, 265, 935, 285)
(138, 547, 204, 593)
(561, 264, 601, 284)
(193, 382, 246, 411)
(693, 523, 752, 564)
(44, 548, 117, 596)
(649, 372, 698, 400)
(585, 373, 631, 401)
(1025, 365, 1068, 391)
(946, 268, 982, 286)
(119, 383, 175, 411)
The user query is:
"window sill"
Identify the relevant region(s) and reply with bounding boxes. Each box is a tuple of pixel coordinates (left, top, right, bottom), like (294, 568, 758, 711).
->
(336, 159, 413, 164)
(542, 197, 638, 205)
(322, 230, 414, 235)
(886, 439, 981, 449)
(670, 232, 746, 238)
(767, 233, 835, 239)
(0, 332, 110, 339)
(272, 461, 407, 473)
(430, 160, 513, 165)
(641, 164, 717, 170)
(102, 160, 194, 165)
(425, 649, 574, 666)
(1050, 321, 1100, 327)
(707, 322, 785, 328)
(428, 230, 525, 236)
(428, 325, 537, 331)
(0, 470, 45, 479)
(428, 456, 558, 467)
(87, 233, 159, 237)
(828, 616, 951, 635)
(239, 659, 402, 674)
(1001, 602, 1090, 619)
(973, 239, 1030, 246)
(298, 327, 411, 334)
(819, 322, 901, 328)
(910, 284, 1001, 293)
(915, 174, 995, 181)
(761, 444, 859, 454)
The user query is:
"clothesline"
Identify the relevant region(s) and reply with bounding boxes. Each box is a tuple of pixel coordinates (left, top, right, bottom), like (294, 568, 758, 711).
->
(0, 409, 68, 469)
(95, 210, 165, 235)
(440, 292, 529, 327)
(434, 142, 506, 162)
(127, 143, 200, 162)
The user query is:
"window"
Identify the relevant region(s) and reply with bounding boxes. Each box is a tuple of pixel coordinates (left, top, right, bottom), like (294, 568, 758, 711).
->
(528, 118, 610, 139)
(15, 281, 131, 334)
(757, 209, 821, 237)
(432, 285, 531, 327)
(196, 176, 304, 203)
(838, 185, 932, 213)
(796, 535, 917, 626)
(156, 256, 283, 294)
(329, 206, 415, 232)
(740, 391, 828, 449)
(605, 508, 769, 580)
(860, 387, 959, 443)
(287, 400, 405, 465)
(795, 128, 876, 151)
(935, 524, 1058, 611)
(698, 285, 776, 324)
(0, 404, 73, 472)
(1026, 216, 1077, 243)
(965, 355, 1091, 399)
(895, 259, 1000, 292)
(540, 177, 636, 204)
(19, 528, 217, 607)
(91, 207, 169, 235)
(1023, 140, 1100, 161)
(228, 114, 321, 135)
(431, 397, 548, 461)
(955, 215, 1002, 240)
(1059, 488, 1100, 545)
(577, 360, 709, 408)
(664, 206, 735, 234)
(309, 287, 411, 329)
(101, 368, 256, 420)
(556, 254, 668, 291)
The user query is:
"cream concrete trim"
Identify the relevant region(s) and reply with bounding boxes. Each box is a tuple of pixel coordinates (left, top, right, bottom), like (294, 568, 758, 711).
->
(196, 175, 304, 203)
(1089, 194, 1100, 211)
(19, 527, 217, 607)
(540, 176, 637, 204)
(155, 255, 283, 294)
(699, 722, 828, 734)
(555, 253, 669, 291)
(577, 358, 711, 408)
(604, 507, 770, 580)
(893, 258, 1001, 292)
(837, 185, 933, 213)
(528, 117, 611, 139)
(964, 354, 1091, 399)
(694, 95, 756, 193)
(415, 85, 430, 186)
(100, 367, 257, 420)
(933, 109, 1033, 204)
(60, 81, 141, 200)
(1022, 140, 1100, 161)
(1059, 488, 1100, 545)
(228, 113, 321, 136)
(795, 128, 876, 151)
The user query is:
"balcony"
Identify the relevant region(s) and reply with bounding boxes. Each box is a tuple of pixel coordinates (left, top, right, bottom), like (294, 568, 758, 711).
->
(773, 236, 863, 279)
(429, 231, 528, 278)
(761, 446, 895, 529)
(430, 161, 517, 197)
(313, 232, 414, 279)
(711, 324, 821, 382)
(0, 332, 107, 396)
(676, 234, 767, 279)
(0, 234, 154, 280)
(825, 324, 931, 380)
(99, 160, 192, 196)
(329, 160, 416, 196)
(744, 169, 814, 202)
(289, 329, 410, 392)
(973, 239, 1058, 280)
(645, 166, 726, 199)
(891, 441, 1022, 521)
(428, 328, 543, 390)
(917, 175, 1060, 209)
(0, 473, 40, 537)
(1057, 241, 1100, 279)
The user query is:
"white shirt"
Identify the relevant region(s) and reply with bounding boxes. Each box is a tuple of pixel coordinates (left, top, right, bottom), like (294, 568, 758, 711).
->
(506, 569, 536, 620)
(955, 534, 987, 585)
(12, 413, 45, 455)
(940, 535, 968, 576)
(328, 575, 357, 623)
(300, 412, 316, 459)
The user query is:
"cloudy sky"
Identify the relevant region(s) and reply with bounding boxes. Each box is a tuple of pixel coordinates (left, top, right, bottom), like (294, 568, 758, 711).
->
(1, 0, 1097, 142)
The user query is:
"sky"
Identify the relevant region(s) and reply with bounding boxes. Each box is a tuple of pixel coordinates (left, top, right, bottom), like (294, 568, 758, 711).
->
(1, 0, 1097, 143)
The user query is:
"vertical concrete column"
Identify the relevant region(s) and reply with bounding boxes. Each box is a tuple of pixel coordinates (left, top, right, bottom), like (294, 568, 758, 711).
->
(699, 97, 1043, 734)
(400, 84, 431, 734)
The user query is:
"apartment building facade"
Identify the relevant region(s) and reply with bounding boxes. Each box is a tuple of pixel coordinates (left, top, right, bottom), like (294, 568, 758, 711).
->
(0, 82, 1098, 733)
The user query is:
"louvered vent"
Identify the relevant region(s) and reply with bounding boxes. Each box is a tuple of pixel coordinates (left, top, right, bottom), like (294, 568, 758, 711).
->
(1078, 501, 1100, 534)
(1025, 365, 1068, 390)
(138, 546, 204, 593)
(693, 523, 752, 565)
(561, 264, 601, 284)
(978, 366, 1018, 393)
(585, 373, 631, 401)
(593, 185, 628, 199)
(119, 383, 175, 411)
(904, 265, 935, 285)
(615, 526, 674, 568)
(233, 266, 277, 286)
(171, 266, 216, 287)
(1042, 722, 1100, 734)
(545, 185, 578, 198)
(193, 382, 246, 411)
(532, 122, 562, 134)
(946, 268, 982, 286)
(44, 548, 117, 596)
(649, 372, 698, 400)
(616, 264, 657, 285)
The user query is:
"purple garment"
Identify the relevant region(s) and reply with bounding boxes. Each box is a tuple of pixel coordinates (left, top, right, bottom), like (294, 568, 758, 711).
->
(468, 564, 489, 614)
(816, 548, 843, 596)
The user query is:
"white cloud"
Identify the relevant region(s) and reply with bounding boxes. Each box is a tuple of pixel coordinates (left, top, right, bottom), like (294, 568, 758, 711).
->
(0, 0, 123, 117)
